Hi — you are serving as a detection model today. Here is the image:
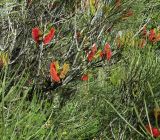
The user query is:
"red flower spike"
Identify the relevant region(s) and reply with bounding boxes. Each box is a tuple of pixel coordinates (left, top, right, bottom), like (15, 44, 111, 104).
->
(87, 43, 97, 62)
(104, 43, 112, 61)
(107, 50, 112, 61)
(87, 52, 94, 62)
(50, 62, 60, 83)
(149, 29, 156, 42)
(81, 74, 88, 81)
(43, 28, 55, 45)
(152, 128, 160, 138)
(32, 27, 42, 44)
(145, 125, 160, 138)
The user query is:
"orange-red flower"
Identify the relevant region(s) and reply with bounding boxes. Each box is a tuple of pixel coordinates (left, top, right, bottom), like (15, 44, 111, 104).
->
(87, 43, 97, 62)
(104, 43, 112, 61)
(32, 27, 42, 44)
(145, 124, 160, 138)
(43, 28, 55, 45)
(32, 27, 55, 45)
(149, 28, 156, 42)
(50, 62, 60, 83)
(100, 43, 112, 61)
(81, 74, 88, 81)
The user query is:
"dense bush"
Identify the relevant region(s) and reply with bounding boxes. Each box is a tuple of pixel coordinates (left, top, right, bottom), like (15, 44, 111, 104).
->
(1, 0, 160, 139)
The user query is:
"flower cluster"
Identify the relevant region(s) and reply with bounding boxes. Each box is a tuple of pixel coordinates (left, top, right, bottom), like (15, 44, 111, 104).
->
(100, 43, 112, 61)
(32, 27, 70, 84)
(32, 26, 112, 83)
(32, 27, 55, 45)
(50, 61, 70, 83)
(81, 42, 112, 81)
(140, 25, 160, 46)
(87, 43, 112, 62)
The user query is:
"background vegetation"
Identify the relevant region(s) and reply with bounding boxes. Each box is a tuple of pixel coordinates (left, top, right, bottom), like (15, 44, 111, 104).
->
(1, 0, 160, 139)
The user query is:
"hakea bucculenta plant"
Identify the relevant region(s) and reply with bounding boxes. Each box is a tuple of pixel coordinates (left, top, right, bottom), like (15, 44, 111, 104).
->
(31, 27, 114, 90)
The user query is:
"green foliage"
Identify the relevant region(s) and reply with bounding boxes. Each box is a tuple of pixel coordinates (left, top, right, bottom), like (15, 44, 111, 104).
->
(1, 0, 160, 139)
